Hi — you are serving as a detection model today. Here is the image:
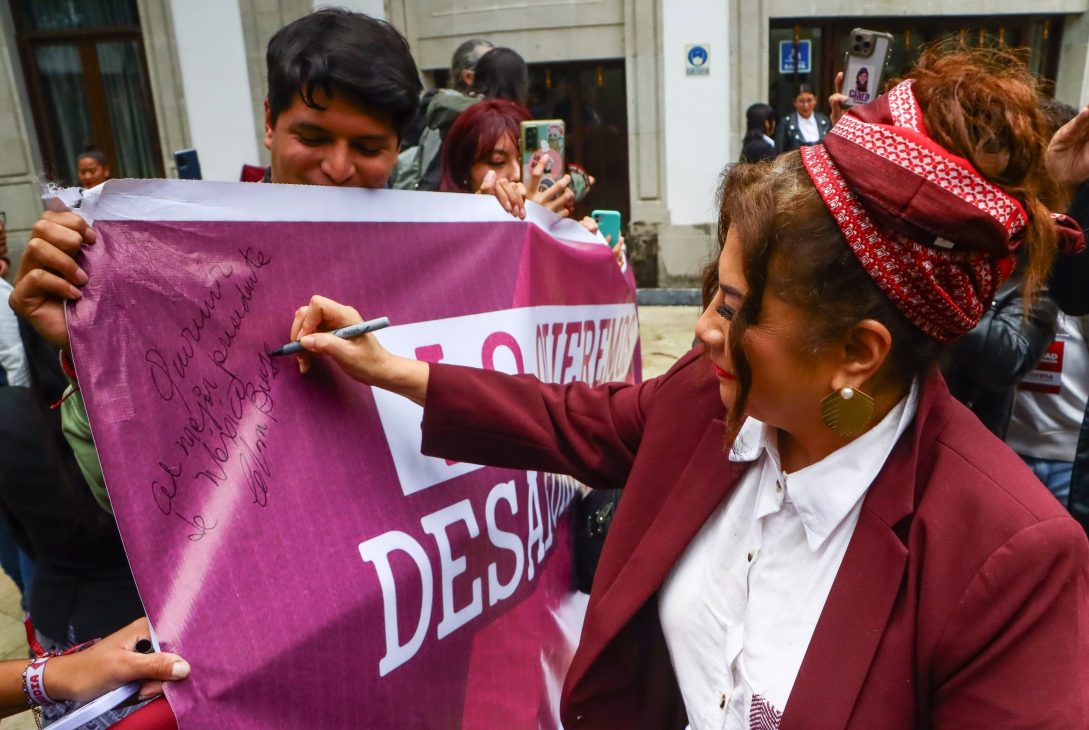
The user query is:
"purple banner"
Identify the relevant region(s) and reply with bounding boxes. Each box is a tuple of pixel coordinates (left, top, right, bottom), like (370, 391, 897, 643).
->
(66, 181, 639, 728)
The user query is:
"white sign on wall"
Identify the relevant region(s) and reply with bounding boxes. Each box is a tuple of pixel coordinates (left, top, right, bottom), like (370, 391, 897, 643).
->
(686, 44, 710, 76)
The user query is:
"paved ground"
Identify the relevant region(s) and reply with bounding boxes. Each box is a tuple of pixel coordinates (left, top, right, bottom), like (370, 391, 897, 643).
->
(0, 305, 699, 730)
(0, 573, 35, 729)
(639, 304, 702, 377)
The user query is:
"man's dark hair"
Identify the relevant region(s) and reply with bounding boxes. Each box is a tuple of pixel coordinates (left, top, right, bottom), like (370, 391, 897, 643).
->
(449, 38, 493, 92)
(266, 9, 422, 137)
(470, 47, 529, 107)
(1039, 97, 1079, 138)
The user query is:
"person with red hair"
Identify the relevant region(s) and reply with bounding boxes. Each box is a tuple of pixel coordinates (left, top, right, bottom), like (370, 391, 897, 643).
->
(438, 99, 621, 260)
(438, 98, 573, 216)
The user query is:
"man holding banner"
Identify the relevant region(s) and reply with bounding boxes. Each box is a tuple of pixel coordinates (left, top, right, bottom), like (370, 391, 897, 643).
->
(12, 8, 421, 363)
(9, 8, 635, 729)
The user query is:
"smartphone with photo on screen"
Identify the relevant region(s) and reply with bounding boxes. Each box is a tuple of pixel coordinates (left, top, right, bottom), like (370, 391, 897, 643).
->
(520, 120, 565, 192)
(843, 29, 893, 107)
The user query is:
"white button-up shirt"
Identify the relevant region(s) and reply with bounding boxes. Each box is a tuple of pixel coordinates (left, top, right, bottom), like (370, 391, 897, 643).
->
(659, 383, 918, 729)
(797, 113, 821, 143)
(0, 279, 28, 387)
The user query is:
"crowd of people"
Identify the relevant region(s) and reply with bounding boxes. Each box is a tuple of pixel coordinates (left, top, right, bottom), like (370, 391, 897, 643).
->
(0, 7, 1088, 728)
(1, 10, 621, 727)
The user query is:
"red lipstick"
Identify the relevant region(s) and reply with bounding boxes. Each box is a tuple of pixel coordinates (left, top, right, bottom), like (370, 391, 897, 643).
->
(713, 364, 736, 381)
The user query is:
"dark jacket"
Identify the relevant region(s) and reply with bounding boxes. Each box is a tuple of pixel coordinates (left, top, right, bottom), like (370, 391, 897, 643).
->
(422, 349, 1089, 728)
(393, 89, 479, 192)
(1066, 316, 1089, 533)
(0, 379, 142, 641)
(740, 135, 776, 163)
(775, 111, 831, 152)
(1052, 247, 1089, 316)
(942, 274, 1058, 438)
(1053, 182, 1089, 316)
(1059, 182, 1089, 534)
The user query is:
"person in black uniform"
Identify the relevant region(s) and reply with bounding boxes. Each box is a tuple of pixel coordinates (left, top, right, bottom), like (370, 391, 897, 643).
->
(740, 103, 777, 162)
(776, 83, 831, 152)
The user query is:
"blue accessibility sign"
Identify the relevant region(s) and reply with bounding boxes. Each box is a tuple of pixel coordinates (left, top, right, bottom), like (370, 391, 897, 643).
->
(779, 39, 811, 74)
(686, 44, 710, 76)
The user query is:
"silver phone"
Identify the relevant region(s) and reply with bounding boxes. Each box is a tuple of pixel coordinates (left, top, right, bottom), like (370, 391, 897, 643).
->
(843, 29, 893, 107)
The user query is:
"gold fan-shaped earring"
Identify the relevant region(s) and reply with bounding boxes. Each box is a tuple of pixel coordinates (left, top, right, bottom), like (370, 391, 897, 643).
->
(820, 386, 875, 437)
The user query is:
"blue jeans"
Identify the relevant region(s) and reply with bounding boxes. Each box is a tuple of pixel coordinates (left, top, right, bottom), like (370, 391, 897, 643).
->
(1022, 456, 1075, 507)
(0, 519, 33, 609)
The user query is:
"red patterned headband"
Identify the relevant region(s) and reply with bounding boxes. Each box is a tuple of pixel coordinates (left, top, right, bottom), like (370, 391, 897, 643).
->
(801, 80, 1080, 342)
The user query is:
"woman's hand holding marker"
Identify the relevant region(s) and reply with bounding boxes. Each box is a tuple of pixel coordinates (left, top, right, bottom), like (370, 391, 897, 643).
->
(290, 296, 429, 405)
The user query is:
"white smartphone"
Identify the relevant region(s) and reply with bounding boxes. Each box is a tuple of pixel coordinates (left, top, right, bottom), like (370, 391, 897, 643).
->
(843, 29, 893, 107)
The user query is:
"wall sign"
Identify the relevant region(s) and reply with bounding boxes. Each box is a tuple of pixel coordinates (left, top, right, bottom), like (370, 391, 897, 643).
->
(686, 44, 710, 76)
(779, 39, 811, 74)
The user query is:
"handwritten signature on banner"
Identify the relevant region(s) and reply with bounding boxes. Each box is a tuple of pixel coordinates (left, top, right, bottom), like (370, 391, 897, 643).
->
(140, 246, 278, 541)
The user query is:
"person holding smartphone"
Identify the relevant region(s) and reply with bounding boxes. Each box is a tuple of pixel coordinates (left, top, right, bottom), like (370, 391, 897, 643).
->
(438, 98, 576, 218)
(437, 98, 623, 266)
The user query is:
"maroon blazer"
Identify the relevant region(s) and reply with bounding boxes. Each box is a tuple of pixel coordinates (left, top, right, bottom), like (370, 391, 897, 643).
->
(421, 348, 1089, 729)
